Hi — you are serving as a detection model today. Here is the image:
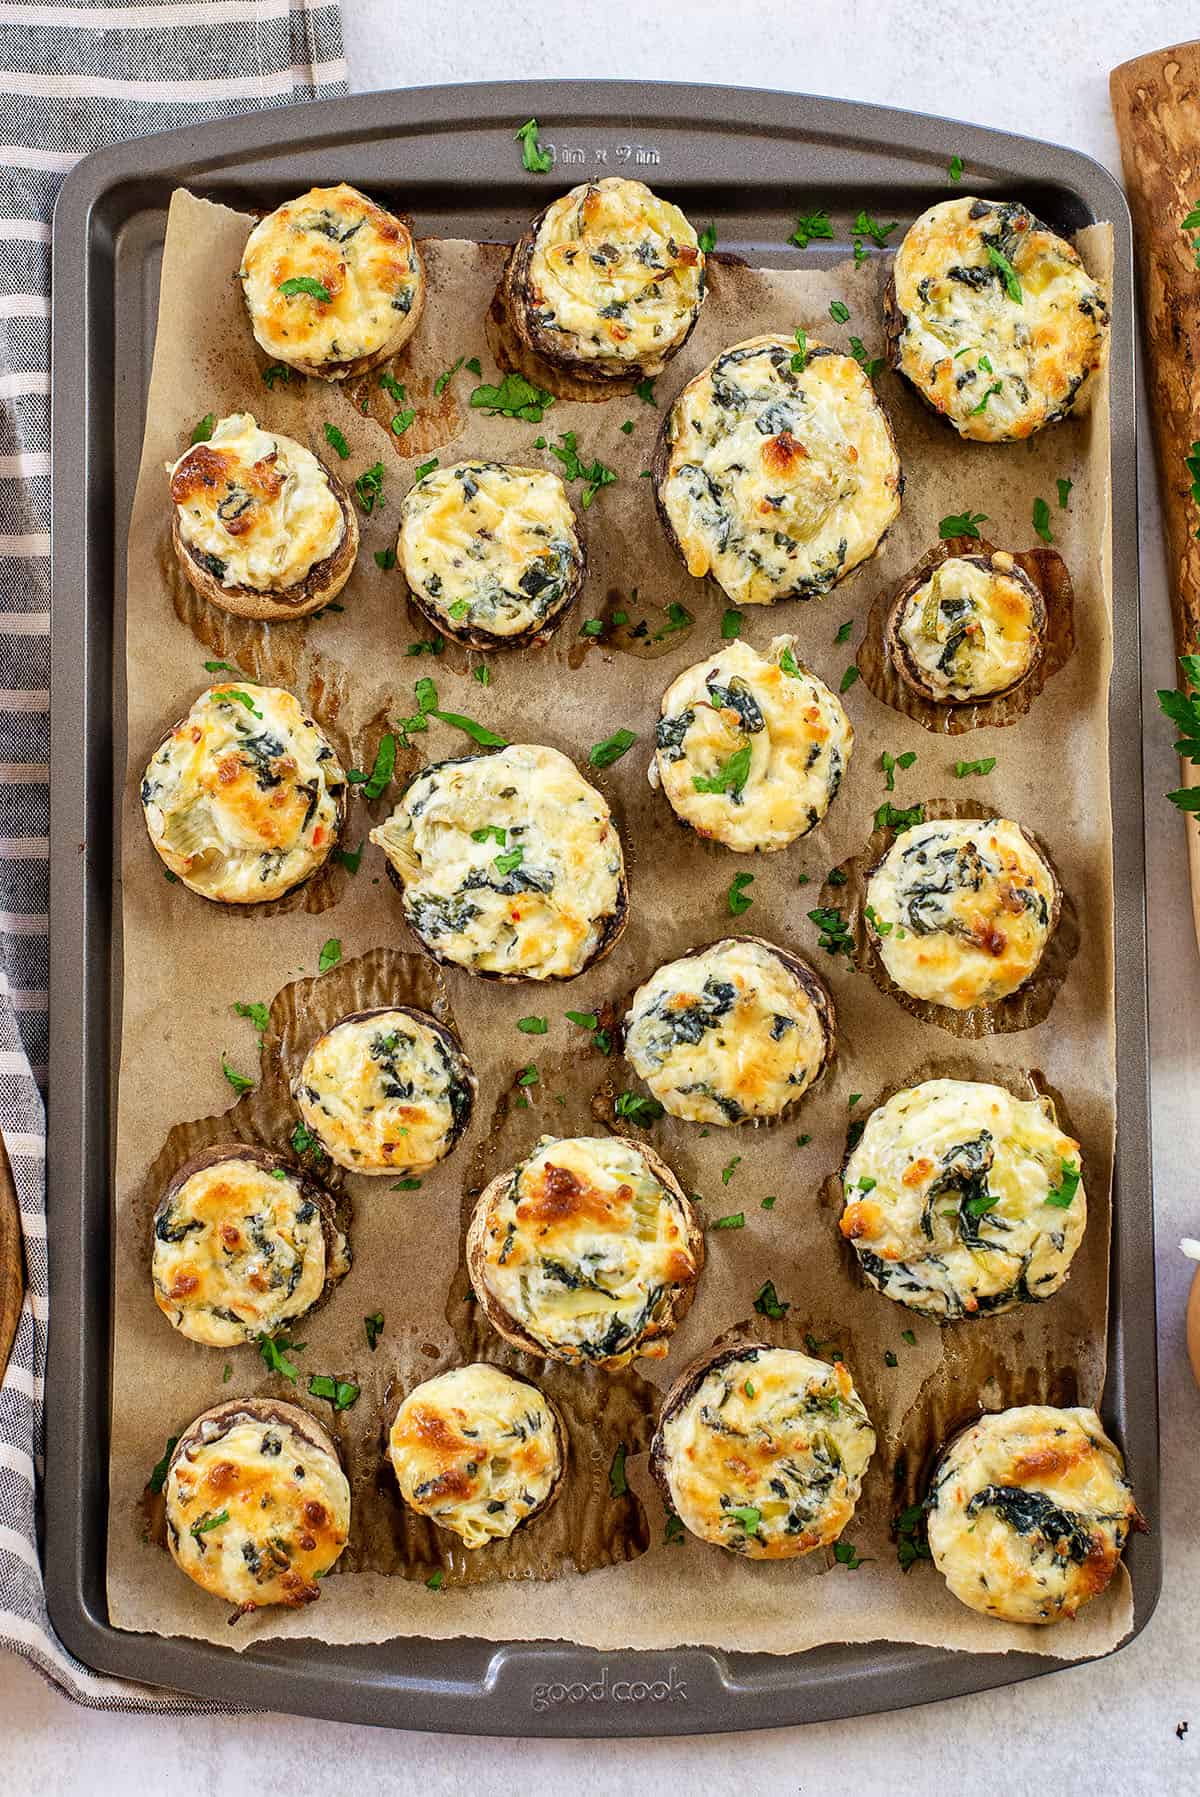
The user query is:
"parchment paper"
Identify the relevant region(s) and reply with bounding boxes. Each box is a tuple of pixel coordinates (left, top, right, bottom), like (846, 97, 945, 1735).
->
(109, 189, 1127, 1660)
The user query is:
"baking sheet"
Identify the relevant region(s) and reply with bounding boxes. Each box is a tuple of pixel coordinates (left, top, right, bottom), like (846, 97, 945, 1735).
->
(109, 187, 1126, 1659)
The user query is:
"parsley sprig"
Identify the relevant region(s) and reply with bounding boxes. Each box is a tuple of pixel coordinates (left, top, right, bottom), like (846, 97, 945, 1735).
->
(1158, 655, 1200, 813)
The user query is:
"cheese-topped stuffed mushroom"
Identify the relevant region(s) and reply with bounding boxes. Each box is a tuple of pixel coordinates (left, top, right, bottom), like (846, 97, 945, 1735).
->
(502, 176, 705, 386)
(864, 816, 1060, 1010)
(651, 1344, 876, 1558)
(651, 635, 853, 851)
(397, 461, 584, 648)
(624, 937, 834, 1127)
(840, 1079, 1085, 1319)
(654, 334, 902, 607)
(152, 1144, 349, 1347)
(388, 1364, 567, 1546)
(141, 683, 345, 904)
(164, 1398, 350, 1618)
(371, 745, 627, 981)
(466, 1135, 703, 1368)
(239, 183, 425, 380)
(293, 1006, 475, 1176)
(927, 1405, 1140, 1624)
(887, 197, 1109, 442)
(885, 552, 1047, 704)
(169, 413, 358, 621)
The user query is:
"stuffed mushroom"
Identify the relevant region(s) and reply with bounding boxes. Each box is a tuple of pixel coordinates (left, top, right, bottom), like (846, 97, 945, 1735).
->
(164, 1397, 351, 1618)
(624, 936, 835, 1127)
(653, 334, 902, 607)
(926, 1405, 1140, 1623)
(500, 176, 705, 387)
(370, 744, 627, 981)
(397, 461, 584, 648)
(466, 1134, 703, 1368)
(885, 552, 1047, 704)
(169, 413, 358, 621)
(388, 1363, 567, 1546)
(651, 634, 853, 850)
(239, 182, 425, 380)
(886, 197, 1109, 442)
(152, 1144, 349, 1347)
(141, 683, 345, 904)
(839, 1078, 1086, 1320)
(864, 816, 1060, 1010)
(293, 1006, 475, 1176)
(651, 1343, 876, 1558)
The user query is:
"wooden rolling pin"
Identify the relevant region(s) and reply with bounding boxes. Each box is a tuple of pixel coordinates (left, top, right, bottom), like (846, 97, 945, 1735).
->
(1111, 42, 1200, 949)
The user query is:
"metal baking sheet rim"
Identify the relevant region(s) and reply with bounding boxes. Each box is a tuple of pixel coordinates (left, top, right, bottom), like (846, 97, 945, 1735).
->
(46, 80, 1159, 1736)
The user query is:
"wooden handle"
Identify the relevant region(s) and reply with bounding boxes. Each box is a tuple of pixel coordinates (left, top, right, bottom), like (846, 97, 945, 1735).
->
(0, 1130, 23, 1383)
(1111, 42, 1200, 951)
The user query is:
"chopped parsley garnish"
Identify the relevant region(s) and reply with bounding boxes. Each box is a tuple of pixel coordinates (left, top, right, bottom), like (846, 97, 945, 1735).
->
(390, 408, 416, 436)
(261, 362, 291, 389)
(721, 1155, 742, 1185)
(392, 1177, 421, 1191)
(566, 1010, 611, 1055)
(874, 799, 924, 832)
(710, 1212, 744, 1230)
(900, 1328, 916, 1345)
(220, 1054, 254, 1096)
(308, 1374, 360, 1412)
(434, 356, 464, 396)
(761, 1195, 777, 1210)
(620, 419, 634, 434)
(833, 1539, 868, 1569)
(364, 1313, 384, 1351)
(698, 222, 717, 253)
(470, 370, 553, 421)
(1032, 496, 1053, 544)
(406, 636, 445, 657)
(379, 370, 406, 403)
(190, 412, 214, 444)
(791, 327, 808, 373)
(1046, 1160, 1081, 1209)
(278, 275, 331, 302)
(848, 336, 884, 378)
(664, 1510, 686, 1545)
(471, 825, 506, 845)
(191, 1509, 229, 1539)
(839, 665, 860, 694)
(353, 461, 386, 515)
(413, 457, 438, 483)
(789, 207, 833, 250)
(796, 1134, 811, 1148)
(938, 510, 988, 540)
(426, 708, 507, 748)
(589, 728, 636, 768)
(721, 608, 743, 639)
(953, 756, 996, 778)
(323, 422, 350, 460)
(727, 871, 754, 916)
(608, 1443, 629, 1498)
(348, 732, 396, 801)
(465, 357, 482, 376)
(147, 1436, 178, 1494)
(728, 1504, 761, 1534)
(779, 644, 802, 678)
(203, 659, 234, 673)
(880, 749, 916, 790)
(827, 867, 848, 887)
(614, 1091, 664, 1125)
(753, 1279, 790, 1320)
(318, 937, 342, 975)
(426, 1569, 444, 1591)
(333, 841, 363, 875)
(224, 687, 262, 717)
(1057, 477, 1072, 509)
(895, 1501, 932, 1572)
(948, 154, 964, 182)
(692, 741, 751, 796)
(517, 1015, 547, 1034)
(829, 300, 850, 324)
(835, 619, 853, 644)
(634, 377, 656, 406)
(969, 382, 1002, 416)
(494, 845, 524, 876)
(516, 1064, 539, 1087)
(808, 906, 853, 957)
(884, 1350, 898, 1367)
(515, 116, 552, 174)
(259, 1332, 304, 1381)
(986, 243, 1022, 303)
(547, 430, 617, 507)
(963, 1187, 1000, 1219)
(853, 209, 898, 249)
(1158, 655, 1200, 812)
(374, 547, 397, 570)
(473, 663, 491, 687)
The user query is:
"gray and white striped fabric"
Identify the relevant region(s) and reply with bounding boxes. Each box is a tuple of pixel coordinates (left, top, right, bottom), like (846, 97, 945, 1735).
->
(0, 0, 346, 1707)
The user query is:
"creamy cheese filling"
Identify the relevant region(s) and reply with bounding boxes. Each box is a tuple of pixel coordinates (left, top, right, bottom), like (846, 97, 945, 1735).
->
(625, 937, 830, 1126)
(475, 1135, 698, 1365)
(927, 1405, 1137, 1624)
(166, 1413, 350, 1610)
(152, 1157, 341, 1347)
(658, 1347, 875, 1558)
(525, 177, 704, 369)
(652, 634, 853, 850)
(865, 816, 1057, 1009)
(371, 745, 624, 981)
(240, 182, 422, 367)
(389, 1364, 562, 1547)
(170, 413, 344, 593)
(895, 555, 1042, 700)
(398, 462, 583, 639)
(840, 1078, 1086, 1319)
(294, 1008, 474, 1176)
(658, 335, 901, 607)
(140, 684, 345, 904)
(892, 197, 1108, 441)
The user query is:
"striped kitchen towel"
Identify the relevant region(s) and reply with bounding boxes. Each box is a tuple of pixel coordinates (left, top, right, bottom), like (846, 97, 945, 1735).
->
(0, 0, 346, 1707)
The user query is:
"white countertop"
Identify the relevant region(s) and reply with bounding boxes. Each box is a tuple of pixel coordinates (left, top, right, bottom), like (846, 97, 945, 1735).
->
(7, 4, 1199, 1791)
